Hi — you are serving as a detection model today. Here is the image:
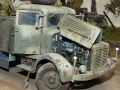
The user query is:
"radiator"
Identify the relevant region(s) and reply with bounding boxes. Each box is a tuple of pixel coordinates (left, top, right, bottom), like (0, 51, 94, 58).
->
(90, 42, 109, 71)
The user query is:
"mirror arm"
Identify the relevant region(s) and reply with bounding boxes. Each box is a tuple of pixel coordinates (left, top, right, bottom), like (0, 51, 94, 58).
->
(36, 25, 45, 30)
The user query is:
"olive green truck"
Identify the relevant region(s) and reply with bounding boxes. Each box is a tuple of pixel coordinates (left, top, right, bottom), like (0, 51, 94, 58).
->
(0, 4, 118, 90)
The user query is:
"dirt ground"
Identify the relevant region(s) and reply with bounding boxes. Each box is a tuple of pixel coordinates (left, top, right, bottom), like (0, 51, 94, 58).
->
(0, 63, 120, 90)
(0, 79, 25, 90)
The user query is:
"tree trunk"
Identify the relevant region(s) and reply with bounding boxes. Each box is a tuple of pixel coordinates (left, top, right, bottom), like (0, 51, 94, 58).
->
(91, 0, 97, 12)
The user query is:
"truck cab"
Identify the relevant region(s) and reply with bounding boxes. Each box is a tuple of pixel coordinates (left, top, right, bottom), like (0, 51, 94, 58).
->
(0, 4, 118, 90)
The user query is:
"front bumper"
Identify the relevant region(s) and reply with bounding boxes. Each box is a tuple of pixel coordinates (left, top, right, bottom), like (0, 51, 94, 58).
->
(72, 58, 118, 81)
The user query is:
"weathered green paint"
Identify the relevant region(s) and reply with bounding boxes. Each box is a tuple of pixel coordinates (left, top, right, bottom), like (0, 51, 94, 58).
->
(59, 15, 101, 49)
(32, 53, 73, 82)
(72, 59, 116, 81)
(90, 41, 109, 71)
(12, 4, 75, 54)
(0, 17, 15, 52)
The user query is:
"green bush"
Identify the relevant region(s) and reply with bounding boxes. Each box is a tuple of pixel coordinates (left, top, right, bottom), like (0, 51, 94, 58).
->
(62, 0, 83, 9)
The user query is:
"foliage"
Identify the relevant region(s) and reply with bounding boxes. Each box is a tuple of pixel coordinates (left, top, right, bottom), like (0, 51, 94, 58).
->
(103, 27, 120, 57)
(103, 27, 120, 42)
(61, 0, 83, 9)
(105, 0, 120, 16)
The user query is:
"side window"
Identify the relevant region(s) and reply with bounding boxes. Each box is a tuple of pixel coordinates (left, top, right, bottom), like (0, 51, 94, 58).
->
(19, 12, 40, 26)
(47, 14, 61, 26)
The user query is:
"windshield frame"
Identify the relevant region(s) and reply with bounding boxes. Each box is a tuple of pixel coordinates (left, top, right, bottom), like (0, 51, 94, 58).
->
(47, 13, 76, 27)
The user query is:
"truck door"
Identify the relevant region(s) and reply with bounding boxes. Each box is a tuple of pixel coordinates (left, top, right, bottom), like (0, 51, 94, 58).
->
(13, 11, 43, 54)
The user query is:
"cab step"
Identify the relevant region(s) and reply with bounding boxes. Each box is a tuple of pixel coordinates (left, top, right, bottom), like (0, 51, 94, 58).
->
(17, 64, 31, 71)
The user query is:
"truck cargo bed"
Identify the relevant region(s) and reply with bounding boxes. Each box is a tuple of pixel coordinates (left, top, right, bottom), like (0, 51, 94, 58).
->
(0, 17, 15, 53)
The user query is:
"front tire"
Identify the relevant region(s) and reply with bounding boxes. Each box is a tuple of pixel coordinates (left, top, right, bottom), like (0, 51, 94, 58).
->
(36, 63, 70, 90)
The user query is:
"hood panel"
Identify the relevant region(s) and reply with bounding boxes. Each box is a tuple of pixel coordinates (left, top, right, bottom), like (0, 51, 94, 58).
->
(59, 15, 101, 49)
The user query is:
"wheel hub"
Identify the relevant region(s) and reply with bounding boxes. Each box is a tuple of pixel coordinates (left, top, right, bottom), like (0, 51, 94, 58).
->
(43, 71, 60, 89)
(48, 77, 55, 84)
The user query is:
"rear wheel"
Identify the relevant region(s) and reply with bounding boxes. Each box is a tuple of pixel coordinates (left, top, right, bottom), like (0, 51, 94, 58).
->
(36, 63, 70, 90)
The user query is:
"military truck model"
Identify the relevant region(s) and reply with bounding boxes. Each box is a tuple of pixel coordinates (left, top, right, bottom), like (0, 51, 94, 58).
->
(0, 4, 118, 90)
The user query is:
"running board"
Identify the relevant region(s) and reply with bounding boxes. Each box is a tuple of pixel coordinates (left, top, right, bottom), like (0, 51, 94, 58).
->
(17, 64, 31, 71)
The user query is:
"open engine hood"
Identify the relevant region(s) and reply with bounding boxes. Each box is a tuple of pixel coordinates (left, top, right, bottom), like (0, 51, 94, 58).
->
(59, 15, 101, 49)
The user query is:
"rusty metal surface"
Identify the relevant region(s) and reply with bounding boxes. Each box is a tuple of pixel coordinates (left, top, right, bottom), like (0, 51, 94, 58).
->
(72, 58, 117, 81)
(91, 41, 109, 71)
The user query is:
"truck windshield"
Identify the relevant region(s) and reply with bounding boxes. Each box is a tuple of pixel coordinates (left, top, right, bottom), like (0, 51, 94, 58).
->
(19, 12, 40, 26)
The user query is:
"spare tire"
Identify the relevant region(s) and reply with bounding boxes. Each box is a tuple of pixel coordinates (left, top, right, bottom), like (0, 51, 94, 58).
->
(31, 0, 57, 4)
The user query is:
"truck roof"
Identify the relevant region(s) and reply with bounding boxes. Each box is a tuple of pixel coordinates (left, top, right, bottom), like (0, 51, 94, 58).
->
(18, 4, 75, 15)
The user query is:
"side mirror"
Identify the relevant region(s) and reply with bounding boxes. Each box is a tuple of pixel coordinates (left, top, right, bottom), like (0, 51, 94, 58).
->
(35, 13, 45, 30)
(35, 14, 41, 27)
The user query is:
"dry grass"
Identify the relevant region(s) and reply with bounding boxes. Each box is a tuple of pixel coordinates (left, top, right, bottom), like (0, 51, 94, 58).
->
(103, 27, 120, 71)
(109, 45, 120, 58)
(103, 27, 120, 42)
(109, 45, 120, 71)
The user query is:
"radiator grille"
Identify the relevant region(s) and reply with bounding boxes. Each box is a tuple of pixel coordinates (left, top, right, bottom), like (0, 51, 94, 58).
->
(91, 42, 109, 71)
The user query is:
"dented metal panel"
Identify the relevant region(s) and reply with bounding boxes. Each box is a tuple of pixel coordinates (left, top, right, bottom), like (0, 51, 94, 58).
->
(59, 15, 101, 49)
(32, 53, 73, 82)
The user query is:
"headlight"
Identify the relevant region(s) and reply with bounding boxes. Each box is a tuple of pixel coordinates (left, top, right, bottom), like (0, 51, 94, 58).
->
(79, 65, 87, 73)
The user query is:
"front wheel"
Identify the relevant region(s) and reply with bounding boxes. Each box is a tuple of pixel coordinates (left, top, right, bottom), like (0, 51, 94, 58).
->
(36, 63, 70, 90)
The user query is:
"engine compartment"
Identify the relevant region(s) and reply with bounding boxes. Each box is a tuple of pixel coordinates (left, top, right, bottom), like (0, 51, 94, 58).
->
(52, 33, 91, 71)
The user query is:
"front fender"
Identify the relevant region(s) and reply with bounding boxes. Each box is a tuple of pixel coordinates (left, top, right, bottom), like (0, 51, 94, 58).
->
(33, 53, 73, 82)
